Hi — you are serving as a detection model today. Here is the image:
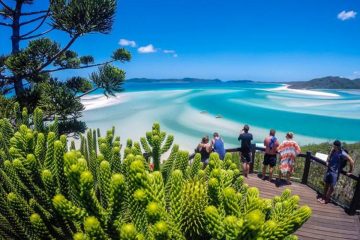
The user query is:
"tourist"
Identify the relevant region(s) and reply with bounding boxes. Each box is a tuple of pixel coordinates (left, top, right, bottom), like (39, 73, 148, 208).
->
(276, 132, 301, 185)
(211, 132, 226, 160)
(262, 129, 279, 181)
(197, 136, 212, 168)
(238, 124, 253, 178)
(318, 140, 354, 204)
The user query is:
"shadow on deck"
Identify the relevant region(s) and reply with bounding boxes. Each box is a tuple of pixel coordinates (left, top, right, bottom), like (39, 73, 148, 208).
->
(244, 175, 360, 240)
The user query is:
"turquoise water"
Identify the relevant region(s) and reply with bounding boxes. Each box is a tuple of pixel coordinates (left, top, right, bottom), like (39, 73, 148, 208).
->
(81, 82, 360, 150)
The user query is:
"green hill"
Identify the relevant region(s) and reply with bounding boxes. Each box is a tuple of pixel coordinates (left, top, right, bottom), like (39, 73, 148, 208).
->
(289, 76, 360, 89)
(126, 78, 253, 84)
(126, 78, 223, 83)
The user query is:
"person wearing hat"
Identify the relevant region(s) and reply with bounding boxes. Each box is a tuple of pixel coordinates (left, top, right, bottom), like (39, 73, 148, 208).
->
(238, 124, 253, 178)
(318, 140, 354, 204)
(276, 132, 301, 185)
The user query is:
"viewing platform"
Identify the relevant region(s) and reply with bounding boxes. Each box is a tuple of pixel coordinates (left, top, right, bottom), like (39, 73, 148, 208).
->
(245, 175, 360, 240)
(222, 145, 360, 239)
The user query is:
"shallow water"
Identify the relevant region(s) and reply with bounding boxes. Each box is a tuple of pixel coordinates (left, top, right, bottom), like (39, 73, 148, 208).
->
(81, 82, 360, 151)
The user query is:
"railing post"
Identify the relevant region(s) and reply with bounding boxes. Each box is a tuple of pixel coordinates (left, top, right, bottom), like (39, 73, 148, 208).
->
(301, 151, 311, 185)
(347, 174, 360, 215)
(250, 144, 256, 173)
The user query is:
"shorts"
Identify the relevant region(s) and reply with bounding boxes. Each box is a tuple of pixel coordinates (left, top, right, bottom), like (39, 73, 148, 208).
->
(324, 171, 339, 187)
(241, 152, 252, 163)
(202, 159, 209, 169)
(263, 154, 277, 167)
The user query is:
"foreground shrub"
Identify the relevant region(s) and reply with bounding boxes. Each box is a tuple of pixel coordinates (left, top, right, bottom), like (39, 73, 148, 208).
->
(0, 118, 311, 239)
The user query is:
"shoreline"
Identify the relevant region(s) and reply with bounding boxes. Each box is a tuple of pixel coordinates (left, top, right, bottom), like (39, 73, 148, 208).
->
(271, 84, 339, 97)
(81, 86, 359, 152)
(81, 97, 331, 152)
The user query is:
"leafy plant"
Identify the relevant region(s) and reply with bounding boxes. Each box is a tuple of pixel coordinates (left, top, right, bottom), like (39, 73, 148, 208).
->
(140, 123, 174, 171)
(0, 117, 311, 239)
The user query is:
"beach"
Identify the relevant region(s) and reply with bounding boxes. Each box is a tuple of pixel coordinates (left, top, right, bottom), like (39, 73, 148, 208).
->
(81, 82, 360, 152)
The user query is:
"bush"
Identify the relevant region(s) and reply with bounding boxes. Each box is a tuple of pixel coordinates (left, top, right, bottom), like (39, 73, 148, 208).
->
(0, 117, 311, 239)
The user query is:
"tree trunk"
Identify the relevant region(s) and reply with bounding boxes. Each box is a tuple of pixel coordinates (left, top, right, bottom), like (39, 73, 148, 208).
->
(77, 87, 99, 98)
(12, 1, 24, 97)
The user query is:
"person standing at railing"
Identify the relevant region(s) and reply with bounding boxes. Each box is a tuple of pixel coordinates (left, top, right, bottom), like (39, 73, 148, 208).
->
(238, 124, 253, 178)
(262, 129, 280, 181)
(196, 136, 212, 169)
(276, 132, 301, 185)
(211, 132, 225, 160)
(318, 140, 354, 204)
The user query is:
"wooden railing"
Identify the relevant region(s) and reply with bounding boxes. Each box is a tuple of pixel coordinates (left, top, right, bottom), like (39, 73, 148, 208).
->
(223, 144, 360, 215)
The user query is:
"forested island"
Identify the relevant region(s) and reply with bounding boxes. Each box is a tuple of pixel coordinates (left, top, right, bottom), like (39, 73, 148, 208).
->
(127, 78, 253, 84)
(288, 76, 360, 89)
(127, 77, 360, 90)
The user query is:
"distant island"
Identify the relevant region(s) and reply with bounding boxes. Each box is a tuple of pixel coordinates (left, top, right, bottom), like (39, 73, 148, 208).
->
(288, 76, 360, 89)
(126, 78, 253, 84)
(126, 76, 360, 90)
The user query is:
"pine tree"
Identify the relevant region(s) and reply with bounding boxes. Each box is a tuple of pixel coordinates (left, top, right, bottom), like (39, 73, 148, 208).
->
(0, 0, 131, 135)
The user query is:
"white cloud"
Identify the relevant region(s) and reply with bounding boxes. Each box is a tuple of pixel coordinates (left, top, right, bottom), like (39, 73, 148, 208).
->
(138, 44, 157, 54)
(119, 39, 136, 47)
(163, 50, 175, 54)
(337, 10, 357, 21)
(352, 71, 360, 78)
(163, 49, 178, 57)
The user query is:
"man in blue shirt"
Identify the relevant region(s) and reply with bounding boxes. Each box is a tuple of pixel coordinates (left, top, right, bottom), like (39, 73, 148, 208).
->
(211, 132, 225, 160)
(318, 140, 354, 204)
(238, 124, 253, 178)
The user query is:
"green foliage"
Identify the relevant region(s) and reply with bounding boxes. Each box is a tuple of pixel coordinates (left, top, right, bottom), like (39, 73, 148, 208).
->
(37, 80, 85, 120)
(90, 64, 126, 97)
(0, 121, 311, 239)
(112, 48, 132, 62)
(0, 0, 131, 136)
(0, 95, 15, 119)
(51, 0, 117, 35)
(66, 76, 93, 94)
(140, 123, 174, 171)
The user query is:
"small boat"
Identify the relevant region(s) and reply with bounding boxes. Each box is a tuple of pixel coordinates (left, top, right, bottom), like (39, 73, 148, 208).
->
(200, 110, 208, 114)
(215, 114, 223, 118)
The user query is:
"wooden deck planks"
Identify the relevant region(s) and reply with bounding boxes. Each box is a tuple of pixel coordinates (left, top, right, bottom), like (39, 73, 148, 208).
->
(244, 175, 360, 240)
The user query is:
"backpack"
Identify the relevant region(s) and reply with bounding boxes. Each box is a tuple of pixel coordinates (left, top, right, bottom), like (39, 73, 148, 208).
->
(269, 136, 277, 150)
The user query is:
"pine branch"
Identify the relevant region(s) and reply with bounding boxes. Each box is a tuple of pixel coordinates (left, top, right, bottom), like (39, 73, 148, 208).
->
(0, 81, 30, 93)
(0, 75, 13, 81)
(20, 9, 51, 38)
(0, 1, 13, 14)
(9, 35, 80, 80)
(20, 27, 54, 40)
(77, 87, 100, 98)
(20, 10, 49, 16)
(0, 10, 13, 20)
(19, 14, 48, 26)
(42, 60, 115, 74)
(0, 21, 11, 27)
(35, 34, 81, 72)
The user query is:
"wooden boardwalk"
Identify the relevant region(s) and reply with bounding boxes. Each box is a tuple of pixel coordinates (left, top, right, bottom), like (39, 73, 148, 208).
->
(244, 175, 360, 240)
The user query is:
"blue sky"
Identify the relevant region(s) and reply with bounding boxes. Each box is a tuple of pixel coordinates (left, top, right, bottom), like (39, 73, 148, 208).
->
(1, 0, 360, 81)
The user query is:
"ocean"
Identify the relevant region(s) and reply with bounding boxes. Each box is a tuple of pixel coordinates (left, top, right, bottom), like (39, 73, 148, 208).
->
(81, 82, 360, 151)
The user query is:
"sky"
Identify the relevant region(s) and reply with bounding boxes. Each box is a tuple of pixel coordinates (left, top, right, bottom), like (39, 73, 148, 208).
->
(1, 0, 360, 82)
